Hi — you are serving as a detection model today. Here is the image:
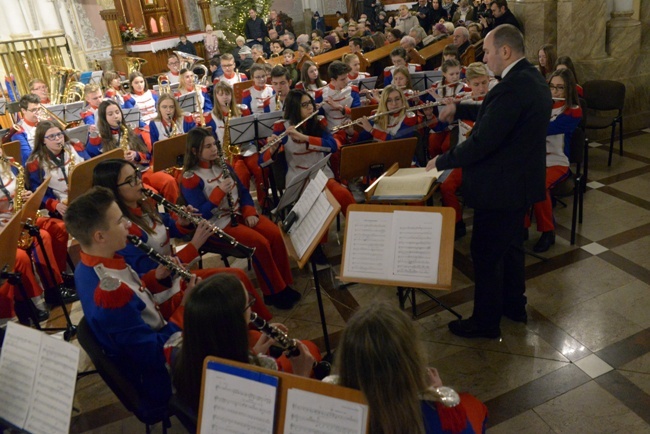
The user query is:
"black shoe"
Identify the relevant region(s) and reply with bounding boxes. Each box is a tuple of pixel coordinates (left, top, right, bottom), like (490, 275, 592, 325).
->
(62, 272, 76, 289)
(455, 221, 466, 240)
(263, 287, 301, 309)
(448, 317, 501, 339)
(312, 245, 329, 265)
(503, 309, 528, 324)
(533, 231, 555, 253)
(36, 308, 50, 323)
(47, 286, 79, 305)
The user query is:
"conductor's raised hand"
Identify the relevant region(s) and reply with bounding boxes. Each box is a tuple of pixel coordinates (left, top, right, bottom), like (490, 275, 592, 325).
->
(438, 102, 457, 123)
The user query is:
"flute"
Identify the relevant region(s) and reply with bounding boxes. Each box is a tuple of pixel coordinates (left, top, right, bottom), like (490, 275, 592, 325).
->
(127, 234, 193, 281)
(142, 189, 255, 258)
(259, 110, 320, 154)
(330, 106, 403, 132)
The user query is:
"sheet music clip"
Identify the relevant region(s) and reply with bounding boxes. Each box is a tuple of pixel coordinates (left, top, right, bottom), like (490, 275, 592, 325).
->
(281, 210, 299, 233)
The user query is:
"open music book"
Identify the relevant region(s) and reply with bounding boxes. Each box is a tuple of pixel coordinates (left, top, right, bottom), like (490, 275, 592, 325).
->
(0, 322, 80, 434)
(371, 167, 442, 200)
(342, 210, 443, 285)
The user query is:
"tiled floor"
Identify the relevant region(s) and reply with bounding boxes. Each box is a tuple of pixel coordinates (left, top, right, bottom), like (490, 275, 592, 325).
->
(43, 131, 650, 433)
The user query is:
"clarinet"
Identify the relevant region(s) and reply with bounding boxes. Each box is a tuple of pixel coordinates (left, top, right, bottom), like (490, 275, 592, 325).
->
(214, 137, 239, 227)
(249, 312, 300, 356)
(249, 312, 333, 379)
(127, 234, 193, 282)
(142, 189, 255, 258)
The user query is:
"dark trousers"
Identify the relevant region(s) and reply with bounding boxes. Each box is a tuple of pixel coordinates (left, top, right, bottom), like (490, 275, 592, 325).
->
(470, 206, 527, 327)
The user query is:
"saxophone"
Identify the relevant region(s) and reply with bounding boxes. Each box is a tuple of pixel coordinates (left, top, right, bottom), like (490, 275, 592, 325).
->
(3, 156, 32, 249)
(118, 122, 130, 154)
(194, 79, 205, 126)
(222, 108, 240, 163)
(215, 135, 239, 228)
(61, 143, 77, 206)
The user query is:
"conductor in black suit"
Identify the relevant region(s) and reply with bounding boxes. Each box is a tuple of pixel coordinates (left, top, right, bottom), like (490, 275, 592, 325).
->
(426, 24, 552, 338)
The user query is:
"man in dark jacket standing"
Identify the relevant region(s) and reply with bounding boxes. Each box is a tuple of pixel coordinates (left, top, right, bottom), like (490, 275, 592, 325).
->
(480, 0, 521, 36)
(427, 24, 552, 338)
(245, 8, 267, 46)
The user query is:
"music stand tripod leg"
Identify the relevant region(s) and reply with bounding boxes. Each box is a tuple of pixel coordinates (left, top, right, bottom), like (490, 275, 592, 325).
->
(26, 223, 77, 341)
(1, 269, 43, 329)
(310, 257, 332, 361)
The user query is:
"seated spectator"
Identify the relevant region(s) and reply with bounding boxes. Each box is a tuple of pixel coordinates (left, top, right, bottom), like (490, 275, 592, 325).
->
(409, 26, 428, 50)
(387, 28, 404, 44)
(176, 34, 196, 55)
(538, 43, 557, 79)
(452, 27, 471, 56)
(452, 0, 476, 24)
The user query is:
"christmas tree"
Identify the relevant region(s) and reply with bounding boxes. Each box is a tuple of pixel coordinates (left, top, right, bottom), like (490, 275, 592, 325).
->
(211, 0, 272, 51)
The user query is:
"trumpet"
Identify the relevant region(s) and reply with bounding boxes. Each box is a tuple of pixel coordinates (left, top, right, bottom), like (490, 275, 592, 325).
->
(142, 188, 255, 258)
(330, 106, 403, 133)
(259, 110, 320, 154)
(127, 234, 194, 281)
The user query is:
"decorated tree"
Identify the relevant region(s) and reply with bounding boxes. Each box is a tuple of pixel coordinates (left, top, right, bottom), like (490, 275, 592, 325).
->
(210, 0, 272, 50)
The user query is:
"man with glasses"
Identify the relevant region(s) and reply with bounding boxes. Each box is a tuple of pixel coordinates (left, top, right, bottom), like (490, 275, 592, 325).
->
(28, 78, 50, 105)
(212, 53, 248, 87)
(4, 94, 42, 164)
(166, 54, 182, 85)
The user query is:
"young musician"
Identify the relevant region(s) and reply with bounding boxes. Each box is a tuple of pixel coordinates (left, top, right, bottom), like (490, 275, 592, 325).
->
(431, 59, 466, 99)
(384, 47, 422, 87)
(181, 128, 301, 309)
(262, 89, 355, 216)
(327, 302, 488, 434)
(294, 61, 326, 96)
(64, 186, 194, 413)
(242, 64, 275, 114)
(528, 68, 582, 253)
(148, 94, 196, 146)
(29, 79, 50, 105)
(6, 94, 41, 164)
(102, 70, 125, 106)
(91, 159, 271, 320)
(166, 53, 182, 85)
(171, 274, 318, 413)
(268, 66, 293, 113)
(213, 53, 247, 86)
(173, 68, 213, 115)
(122, 71, 159, 125)
(343, 53, 370, 81)
(80, 84, 104, 125)
(90, 100, 180, 203)
(359, 85, 418, 142)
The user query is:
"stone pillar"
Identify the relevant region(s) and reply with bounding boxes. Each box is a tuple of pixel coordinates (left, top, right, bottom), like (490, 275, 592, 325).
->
(512, 0, 558, 59)
(2, 0, 32, 39)
(36, 0, 63, 36)
(100, 9, 127, 73)
(556, 0, 608, 60)
(606, 0, 641, 58)
(197, 0, 213, 28)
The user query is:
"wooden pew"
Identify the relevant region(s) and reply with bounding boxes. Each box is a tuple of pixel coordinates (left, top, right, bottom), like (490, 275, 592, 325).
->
(360, 41, 399, 81)
(461, 39, 484, 66)
(233, 81, 254, 104)
(312, 46, 352, 80)
(355, 52, 370, 73)
(415, 36, 454, 70)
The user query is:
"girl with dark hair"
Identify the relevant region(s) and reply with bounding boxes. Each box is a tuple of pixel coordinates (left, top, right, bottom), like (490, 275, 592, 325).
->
(102, 70, 125, 106)
(90, 99, 180, 203)
(295, 61, 327, 95)
(206, 81, 266, 207)
(262, 89, 355, 216)
(537, 44, 557, 79)
(172, 274, 317, 413)
(149, 94, 196, 146)
(122, 71, 159, 124)
(384, 47, 422, 86)
(91, 158, 271, 321)
(554, 56, 583, 97)
(181, 128, 301, 309)
(328, 302, 488, 434)
(527, 68, 582, 253)
(26, 121, 90, 288)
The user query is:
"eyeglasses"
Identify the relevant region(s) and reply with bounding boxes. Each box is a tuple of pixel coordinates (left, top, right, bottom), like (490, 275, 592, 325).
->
(244, 296, 256, 312)
(168, 61, 180, 66)
(32, 86, 48, 91)
(44, 132, 65, 141)
(116, 169, 142, 187)
(222, 63, 235, 68)
(26, 108, 40, 113)
(301, 101, 313, 108)
(549, 85, 565, 91)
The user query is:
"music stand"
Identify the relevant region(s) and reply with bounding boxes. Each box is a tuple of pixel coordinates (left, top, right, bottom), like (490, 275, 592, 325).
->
(339, 138, 418, 182)
(152, 133, 187, 172)
(0, 98, 6, 115)
(65, 124, 89, 145)
(255, 111, 283, 139)
(273, 156, 332, 216)
(2, 141, 22, 166)
(67, 148, 124, 204)
(47, 104, 65, 121)
(0, 212, 22, 282)
(176, 93, 196, 113)
(122, 108, 141, 129)
(153, 82, 180, 93)
(7, 102, 20, 115)
(63, 101, 84, 123)
(351, 77, 377, 92)
(227, 114, 257, 144)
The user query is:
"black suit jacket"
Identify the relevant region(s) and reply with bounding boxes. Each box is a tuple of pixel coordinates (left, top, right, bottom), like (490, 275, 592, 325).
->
(436, 58, 552, 210)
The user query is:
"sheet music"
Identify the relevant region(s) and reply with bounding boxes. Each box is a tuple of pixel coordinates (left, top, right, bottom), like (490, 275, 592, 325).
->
(342, 211, 394, 279)
(287, 170, 328, 233)
(283, 388, 367, 434)
(372, 168, 440, 199)
(391, 211, 442, 283)
(199, 366, 277, 434)
(0, 322, 80, 434)
(290, 192, 333, 259)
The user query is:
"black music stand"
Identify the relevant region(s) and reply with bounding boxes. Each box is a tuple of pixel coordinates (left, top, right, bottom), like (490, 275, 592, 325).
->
(122, 108, 141, 129)
(63, 101, 84, 123)
(153, 82, 180, 93)
(47, 104, 65, 121)
(273, 155, 332, 218)
(411, 71, 443, 91)
(228, 114, 257, 145)
(351, 77, 377, 92)
(254, 111, 284, 209)
(176, 93, 196, 113)
(65, 124, 89, 145)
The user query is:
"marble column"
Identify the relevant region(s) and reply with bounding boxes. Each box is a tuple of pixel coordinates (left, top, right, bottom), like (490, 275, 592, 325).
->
(1, 0, 32, 39)
(606, 0, 641, 58)
(512, 0, 558, 59)
(556, 0, 608, 60)
(197, 0, 212, 28)
(36, 0, 63, 36)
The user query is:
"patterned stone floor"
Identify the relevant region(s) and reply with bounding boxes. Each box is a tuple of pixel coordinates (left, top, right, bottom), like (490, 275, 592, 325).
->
(41, 130, 650, 433)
